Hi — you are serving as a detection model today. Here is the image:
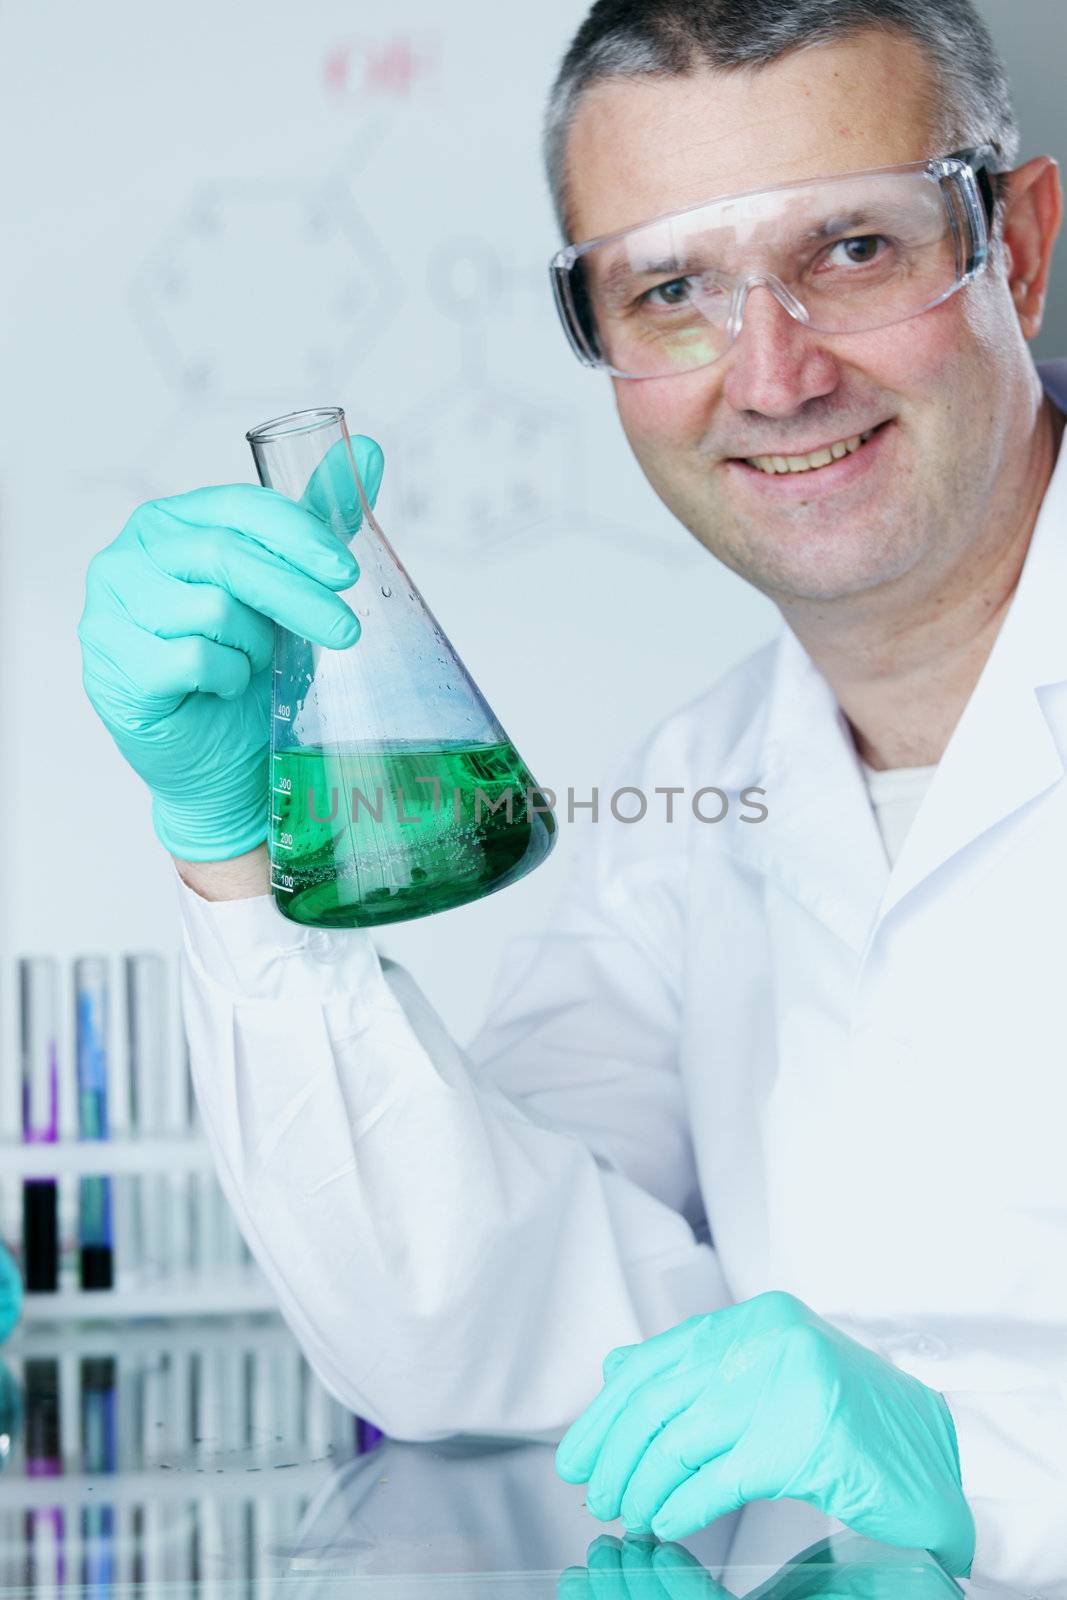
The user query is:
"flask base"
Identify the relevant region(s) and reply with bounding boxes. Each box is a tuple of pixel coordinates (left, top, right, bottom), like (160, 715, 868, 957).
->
(270, 740, 556, 930)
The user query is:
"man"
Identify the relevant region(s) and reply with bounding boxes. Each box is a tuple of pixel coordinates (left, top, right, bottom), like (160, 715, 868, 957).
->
(78, 0, 1066, 1588)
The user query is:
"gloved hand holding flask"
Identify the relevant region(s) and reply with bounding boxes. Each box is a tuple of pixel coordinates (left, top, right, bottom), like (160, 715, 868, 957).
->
(79, 407, 555, 927)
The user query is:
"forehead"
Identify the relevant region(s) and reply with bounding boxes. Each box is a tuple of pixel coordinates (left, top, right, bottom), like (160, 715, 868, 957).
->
(564, 30, 941, 243)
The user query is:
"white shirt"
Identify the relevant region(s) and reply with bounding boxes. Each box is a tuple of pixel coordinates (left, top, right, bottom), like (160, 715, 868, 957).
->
(861, 762, 937, 867)
(178, 362, 1067, 1596)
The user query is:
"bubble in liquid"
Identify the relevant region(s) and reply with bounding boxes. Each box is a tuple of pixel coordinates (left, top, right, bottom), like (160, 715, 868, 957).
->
(381, 585, 392, 598)
(358, 606, 370, 618)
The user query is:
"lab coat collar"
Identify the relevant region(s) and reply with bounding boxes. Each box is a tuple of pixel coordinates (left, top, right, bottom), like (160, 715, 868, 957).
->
(726, 360, 1067, 952)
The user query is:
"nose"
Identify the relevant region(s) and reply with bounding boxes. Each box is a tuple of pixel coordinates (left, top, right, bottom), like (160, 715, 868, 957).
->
(721, 280, 840, 418)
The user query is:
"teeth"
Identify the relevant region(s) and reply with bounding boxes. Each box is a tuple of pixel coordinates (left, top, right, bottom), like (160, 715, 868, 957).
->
(748, 429, 874, 475)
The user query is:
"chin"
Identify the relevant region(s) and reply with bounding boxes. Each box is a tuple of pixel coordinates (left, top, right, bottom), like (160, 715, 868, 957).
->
(722, 518, 926, 605)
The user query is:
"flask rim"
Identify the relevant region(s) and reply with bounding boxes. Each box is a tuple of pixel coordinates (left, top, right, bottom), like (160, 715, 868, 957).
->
(246, 407, 345, 445)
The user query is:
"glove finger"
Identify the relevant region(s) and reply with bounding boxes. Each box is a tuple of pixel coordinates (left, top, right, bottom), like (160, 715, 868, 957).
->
(650, 1544, 733, 1600)
(136, 516, 360, 649)
(299, 435, 385, 537)
(558, 1568, 594, 1600)
(621, 1395, 749, 1533)
(129, 574, 276, 673)
(143, 484, 360, 588)
(615, 1533, 670, 1600)
(587, 1370, 704, 1523)
(585, 1536, 627, 1598)
(603, 1345, 639, 1382)
(557, 1318, 707, 1484)
(650, 1436, 767, 1544)
(86, 613, 260, 718)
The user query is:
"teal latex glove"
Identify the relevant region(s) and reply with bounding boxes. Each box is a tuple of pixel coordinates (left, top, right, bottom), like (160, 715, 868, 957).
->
(0, 1245, 22, 1345)
(556, 1292, 975, 1579)
(560, 1536, 720, 1600)
(558, 1531, 961, 1600)
(78, 438, 383, 861)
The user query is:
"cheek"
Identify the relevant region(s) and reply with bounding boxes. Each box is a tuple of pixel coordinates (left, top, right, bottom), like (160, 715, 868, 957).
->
(852, 290, 1003, 407)
(613, 369, 721, 456)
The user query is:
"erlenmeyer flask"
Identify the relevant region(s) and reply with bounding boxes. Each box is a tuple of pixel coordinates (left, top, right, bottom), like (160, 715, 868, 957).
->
(246, 407, 557, 930)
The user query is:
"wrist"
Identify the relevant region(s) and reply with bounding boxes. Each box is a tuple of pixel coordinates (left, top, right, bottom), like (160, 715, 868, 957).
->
(174, 845, 270, 902)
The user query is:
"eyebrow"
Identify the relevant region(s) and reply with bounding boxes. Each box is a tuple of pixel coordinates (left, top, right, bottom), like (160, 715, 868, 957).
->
(804, 208, 881, 238)
(589, 206, 891, 306)
(588, 198, 895, 307)
(595, 256, 682, 307)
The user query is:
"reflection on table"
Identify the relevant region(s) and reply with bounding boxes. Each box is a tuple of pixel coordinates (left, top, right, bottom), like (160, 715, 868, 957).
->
(0, 1315, 1005, 1597)
(0, 1314, 364, 1593)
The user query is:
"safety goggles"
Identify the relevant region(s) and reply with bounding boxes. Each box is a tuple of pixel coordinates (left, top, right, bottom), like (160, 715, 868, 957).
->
(550, 148, 999, 379)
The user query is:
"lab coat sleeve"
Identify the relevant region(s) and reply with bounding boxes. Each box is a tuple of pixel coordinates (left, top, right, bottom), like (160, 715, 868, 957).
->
(177, 763, 729, 1441)
(875, 1328, 1067, 1596)
(944, 1373, 1067, 1596)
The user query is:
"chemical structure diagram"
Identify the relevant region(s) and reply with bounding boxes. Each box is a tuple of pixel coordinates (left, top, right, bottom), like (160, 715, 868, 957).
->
(117, 30, 696, 569)
(384, 233, 583, 560)
(128, 176, 398, 405)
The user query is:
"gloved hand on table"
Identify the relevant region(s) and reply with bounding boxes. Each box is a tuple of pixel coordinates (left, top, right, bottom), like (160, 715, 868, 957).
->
(0, 1244, 22, 1345)
(556, 1291, 975, 1579)
(77, 439, 383, 861)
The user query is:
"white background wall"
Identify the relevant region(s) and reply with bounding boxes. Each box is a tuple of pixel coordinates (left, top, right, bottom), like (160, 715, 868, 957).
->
(1, 0, 1062, 1061)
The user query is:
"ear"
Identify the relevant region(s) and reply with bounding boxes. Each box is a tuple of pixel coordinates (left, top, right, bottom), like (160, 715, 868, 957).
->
(999, 156, 1063, 342)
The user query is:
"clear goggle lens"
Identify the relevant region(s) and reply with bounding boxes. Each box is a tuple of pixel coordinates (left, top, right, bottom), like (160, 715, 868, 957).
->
(550, 154, 994, 379)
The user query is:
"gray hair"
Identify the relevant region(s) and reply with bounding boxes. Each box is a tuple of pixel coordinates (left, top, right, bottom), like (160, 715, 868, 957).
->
(543, 0, 1020, 241)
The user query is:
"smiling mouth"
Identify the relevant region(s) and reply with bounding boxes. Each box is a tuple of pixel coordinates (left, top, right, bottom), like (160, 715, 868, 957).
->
(740, 422, 887, 475)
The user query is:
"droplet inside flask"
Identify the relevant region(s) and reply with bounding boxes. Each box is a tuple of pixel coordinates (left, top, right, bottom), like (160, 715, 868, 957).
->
(381, 585, 392, 598)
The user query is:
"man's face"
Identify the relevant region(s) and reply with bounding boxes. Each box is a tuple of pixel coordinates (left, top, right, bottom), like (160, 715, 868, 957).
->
(565, 32, 1028, 605)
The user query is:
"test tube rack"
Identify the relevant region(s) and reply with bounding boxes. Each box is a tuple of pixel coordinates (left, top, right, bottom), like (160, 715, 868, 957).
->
(2, 951, 278, 1322)
(0, 1313, 368, 1594)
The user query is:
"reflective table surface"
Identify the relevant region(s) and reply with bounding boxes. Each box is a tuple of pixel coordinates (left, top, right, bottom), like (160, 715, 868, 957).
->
(0, 1315, 1024, 1597)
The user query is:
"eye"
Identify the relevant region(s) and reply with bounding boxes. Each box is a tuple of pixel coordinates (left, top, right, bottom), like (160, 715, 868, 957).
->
(826, 235, 889, 267)
(641, 276, 697, 309)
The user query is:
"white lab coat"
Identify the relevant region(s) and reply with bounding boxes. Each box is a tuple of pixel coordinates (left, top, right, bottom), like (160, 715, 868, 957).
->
(179, 361, 1067, 1597)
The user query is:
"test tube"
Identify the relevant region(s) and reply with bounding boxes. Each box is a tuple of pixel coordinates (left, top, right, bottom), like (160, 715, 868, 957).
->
(80, 1357, 117, 1593)
(137, 1350, 169, 1592)
(19, 959, 60, 1293)
(125, 954, 174, 1279)
(24, 1357, 65, 1591)
(74, 959, 113, 1290)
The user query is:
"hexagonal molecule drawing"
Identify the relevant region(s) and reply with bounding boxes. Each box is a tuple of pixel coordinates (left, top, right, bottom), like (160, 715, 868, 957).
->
(129, 179, 399, 403)
(391, 238, 581, 558)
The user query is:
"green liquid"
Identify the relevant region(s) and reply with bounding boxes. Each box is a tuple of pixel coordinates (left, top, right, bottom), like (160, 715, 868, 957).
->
(270, 740, 557, 929)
